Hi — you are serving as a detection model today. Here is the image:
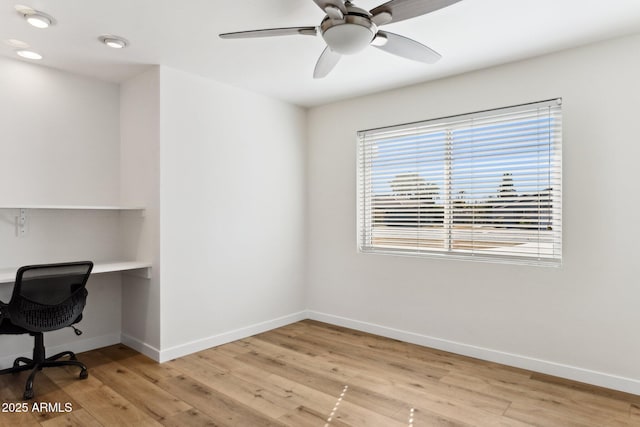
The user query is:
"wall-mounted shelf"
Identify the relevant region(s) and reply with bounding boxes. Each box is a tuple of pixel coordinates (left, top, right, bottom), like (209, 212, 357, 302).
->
(0, 261, 152, 285)
(0, 205, 146, 237)
(0, 205, 144, 210)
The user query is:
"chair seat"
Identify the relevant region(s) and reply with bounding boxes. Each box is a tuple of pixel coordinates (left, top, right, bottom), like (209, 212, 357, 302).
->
(0, 318, 29, 335)
(0, 313, 83, 335)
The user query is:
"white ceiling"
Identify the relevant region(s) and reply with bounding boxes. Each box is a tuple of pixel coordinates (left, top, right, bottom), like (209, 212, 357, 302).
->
(2, 0, 640, 107)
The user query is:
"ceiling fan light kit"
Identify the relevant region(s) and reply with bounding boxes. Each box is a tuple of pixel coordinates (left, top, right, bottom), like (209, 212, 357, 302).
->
(321, 15, 376, 54)
(219, 0, 462, 78)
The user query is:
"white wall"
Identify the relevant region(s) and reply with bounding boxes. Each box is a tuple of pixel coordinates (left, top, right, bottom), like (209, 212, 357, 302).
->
(119, 67, 162, 357)
(0, 57, 123, 366)
(306, 34, 640, 393)
(158, 66, 307, 359)
(0, 57, 119, 205)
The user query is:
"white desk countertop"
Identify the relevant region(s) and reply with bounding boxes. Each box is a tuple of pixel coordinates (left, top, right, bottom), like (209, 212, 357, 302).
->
(0, 261, 152, 284)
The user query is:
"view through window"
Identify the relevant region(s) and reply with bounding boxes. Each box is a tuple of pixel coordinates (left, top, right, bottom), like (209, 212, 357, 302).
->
(357, 99, 562, 266)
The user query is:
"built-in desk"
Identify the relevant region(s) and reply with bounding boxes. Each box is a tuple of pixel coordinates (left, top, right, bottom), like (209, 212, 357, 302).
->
(0, 261, 152, 284)
(0, 205, 150, 284)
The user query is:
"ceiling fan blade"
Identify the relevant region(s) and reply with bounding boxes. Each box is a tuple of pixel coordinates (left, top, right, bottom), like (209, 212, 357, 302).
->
(219, 27, 317, 39)
(312, 0, 347, 15)
(373, 31, 441, 64)
(370, 0, 462, 25)
(313, 47, 341, 79)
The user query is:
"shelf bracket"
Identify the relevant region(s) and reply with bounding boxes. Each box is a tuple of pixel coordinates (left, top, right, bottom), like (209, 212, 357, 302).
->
(15, 209, 28, 237)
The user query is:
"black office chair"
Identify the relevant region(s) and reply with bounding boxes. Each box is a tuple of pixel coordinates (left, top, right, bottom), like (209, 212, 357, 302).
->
(0, 261, 93, 400)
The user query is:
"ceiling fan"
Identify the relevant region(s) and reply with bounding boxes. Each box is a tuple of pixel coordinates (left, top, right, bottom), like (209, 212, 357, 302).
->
(219, 0, 462, 78)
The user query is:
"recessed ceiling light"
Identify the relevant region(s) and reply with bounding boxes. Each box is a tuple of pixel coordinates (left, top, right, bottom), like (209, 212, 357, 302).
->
(5, 39, 30, 48)
(16, 49, 42, 60)
(99, 35, 128, 49)
(15, 5, 56, 29)
(26, 13, 51, 28)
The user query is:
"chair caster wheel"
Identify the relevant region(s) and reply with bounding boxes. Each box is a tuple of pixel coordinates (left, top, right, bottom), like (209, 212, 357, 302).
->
(23, 389, 34, 400)
(79, 370, 88, 380)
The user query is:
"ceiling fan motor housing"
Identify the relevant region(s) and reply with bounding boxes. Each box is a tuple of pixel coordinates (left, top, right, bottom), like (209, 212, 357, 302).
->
(320, 6, 377, 55)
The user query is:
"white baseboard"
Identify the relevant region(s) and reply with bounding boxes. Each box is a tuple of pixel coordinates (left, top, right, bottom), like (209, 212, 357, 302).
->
(0, 333, 120, 370)
(307, 310, 640, 396)
(120, 333, 161, 362)
(157, 311, 308, 363)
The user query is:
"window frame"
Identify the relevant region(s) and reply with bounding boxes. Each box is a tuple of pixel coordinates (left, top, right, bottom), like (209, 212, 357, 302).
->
(357, 99, 562, 267)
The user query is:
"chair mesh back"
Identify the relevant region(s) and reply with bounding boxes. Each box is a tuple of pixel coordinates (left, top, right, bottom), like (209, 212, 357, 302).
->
(8, 262, 93, 332)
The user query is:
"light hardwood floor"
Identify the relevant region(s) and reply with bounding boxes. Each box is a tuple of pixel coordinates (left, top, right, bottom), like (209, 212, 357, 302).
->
(0, 320, 638, 426)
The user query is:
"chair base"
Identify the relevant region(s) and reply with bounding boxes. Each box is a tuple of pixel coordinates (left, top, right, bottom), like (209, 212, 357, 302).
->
(0, 333, 88, 400)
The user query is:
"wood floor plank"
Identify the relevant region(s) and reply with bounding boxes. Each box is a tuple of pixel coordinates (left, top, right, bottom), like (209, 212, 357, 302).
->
(96, 344, 141, 363)
(0, 367, 82, 425)
(0, 413, 41, 427)
(377, 382, 528, 426)
(259, 328, 450, 382)
(530, 372, 640, 405)
(42, 367, 162, 427)
(170, 356, 293, 419)
(258, 371, 358, 418)
(158, 408, 218, 427)
(38, 408, 103, 427)
(504, 400, 629, 427)
(324, 400, 407, 427)
(114, 353, 182, 385)
(90, 361, 192, 422)
(156, 373, 287, 427)
(299, 321, 533, 384)
(0, 372, 41, 426)
(630, 403, 640, 423)
(277, 405, 351, 427)
(231, 341, 354, 397)
(442, 371, 631, 425)
(168, 353, 228, 377)
(71, 348, 115, 370)
(70, 384, 161, 427)
(0, 397, 39, 426)
(234, 338, 415, 423)
(390, 407, 474, 427)
(316, 343, 511, 417)
(182, 346, 257, 374)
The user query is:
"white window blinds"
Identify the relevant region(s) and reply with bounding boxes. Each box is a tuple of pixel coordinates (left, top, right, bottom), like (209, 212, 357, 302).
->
(357, 99, 562, 266)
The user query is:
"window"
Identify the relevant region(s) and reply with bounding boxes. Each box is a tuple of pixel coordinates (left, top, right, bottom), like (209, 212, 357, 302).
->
(357, 99, 562, 266)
